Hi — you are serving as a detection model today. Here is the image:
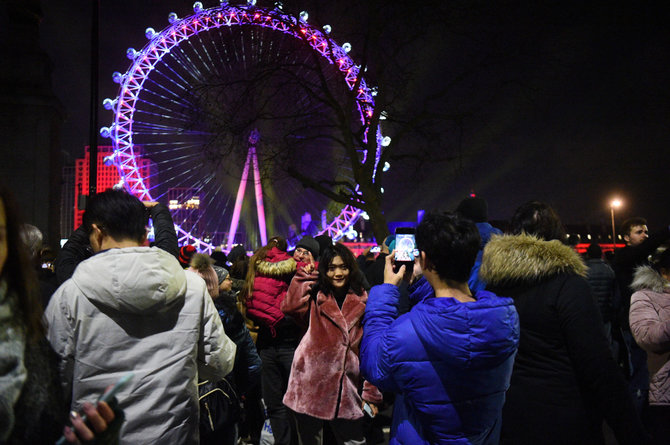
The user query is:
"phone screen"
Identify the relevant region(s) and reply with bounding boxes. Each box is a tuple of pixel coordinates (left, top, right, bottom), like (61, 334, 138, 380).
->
(394, 230, 416, 262)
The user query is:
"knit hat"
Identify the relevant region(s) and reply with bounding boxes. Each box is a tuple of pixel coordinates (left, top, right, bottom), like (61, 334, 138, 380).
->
(211, 251, 228, 268)
(296, 236, 320, 259)
(188, 253, 219, 298)
(212, 265, 229, 285)
(456, 197, 488, 223)
(227, 244, 247, 263)
(178, 245, 196, 268)
(314, 234, 333, 260)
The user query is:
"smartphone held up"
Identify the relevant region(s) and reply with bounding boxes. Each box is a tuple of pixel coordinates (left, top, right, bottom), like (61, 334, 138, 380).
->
(394, 227, 416, 274)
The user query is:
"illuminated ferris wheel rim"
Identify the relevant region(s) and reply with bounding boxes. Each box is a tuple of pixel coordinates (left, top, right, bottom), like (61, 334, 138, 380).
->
(101, 1, 386, 250)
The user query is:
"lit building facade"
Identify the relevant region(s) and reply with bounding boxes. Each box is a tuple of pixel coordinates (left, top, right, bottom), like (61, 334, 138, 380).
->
(168, 187, 203, 236)
(73, 146, 154, 229)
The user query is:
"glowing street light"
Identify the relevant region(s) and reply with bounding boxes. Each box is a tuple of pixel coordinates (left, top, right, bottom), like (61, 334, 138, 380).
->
(610, 198, 622, 250)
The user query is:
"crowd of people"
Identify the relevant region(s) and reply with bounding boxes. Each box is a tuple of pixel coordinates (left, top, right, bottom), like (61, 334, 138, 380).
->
(1, 185, 669, 445)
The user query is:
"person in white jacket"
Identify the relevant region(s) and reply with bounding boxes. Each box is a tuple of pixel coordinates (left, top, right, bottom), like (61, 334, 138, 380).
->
(45, 189, 236, 445)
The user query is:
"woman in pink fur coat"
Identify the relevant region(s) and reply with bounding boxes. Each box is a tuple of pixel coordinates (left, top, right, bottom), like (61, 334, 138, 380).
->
(281, 243, 382, 445)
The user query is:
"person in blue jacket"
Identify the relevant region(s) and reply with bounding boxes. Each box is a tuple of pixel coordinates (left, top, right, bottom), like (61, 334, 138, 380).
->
(360, 212, 520, 445)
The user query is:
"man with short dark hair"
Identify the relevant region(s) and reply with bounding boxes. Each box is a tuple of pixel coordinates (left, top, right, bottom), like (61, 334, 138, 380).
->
(613, 217, 670, 412)
(45, 189, 236, 444)
(360, 212, 519, 444)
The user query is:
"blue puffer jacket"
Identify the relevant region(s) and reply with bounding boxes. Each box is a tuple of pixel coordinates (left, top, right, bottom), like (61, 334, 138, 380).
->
(468, 223, 503, 293)
(361, 278, 519, 445)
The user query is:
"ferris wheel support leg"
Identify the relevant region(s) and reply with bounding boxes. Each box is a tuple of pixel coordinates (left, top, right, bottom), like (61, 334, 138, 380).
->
(226, 150, 252, 250)
(251, 146, 268, 246)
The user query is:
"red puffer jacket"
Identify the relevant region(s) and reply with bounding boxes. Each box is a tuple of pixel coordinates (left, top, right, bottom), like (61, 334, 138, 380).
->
(246, 247, 296, 330)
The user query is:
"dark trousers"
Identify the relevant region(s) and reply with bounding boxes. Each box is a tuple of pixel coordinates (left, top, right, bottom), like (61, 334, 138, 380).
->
(622, 330, 649, 414)
(644, 404, 670, 445)
(259, 344, 297, 445)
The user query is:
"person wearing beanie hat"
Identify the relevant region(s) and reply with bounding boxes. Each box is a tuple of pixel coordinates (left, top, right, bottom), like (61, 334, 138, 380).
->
(313, 234, 333, 261)
(211, 250, 228, 268)
(455, 196, 488, 223)
(179, 245, 196, 269)
(455, 196, 502, 294)
(294, 236, 319, 265)
(189, 253, 220, 299)
(213, 265, 233, 294)
(227, 245, 247, 264)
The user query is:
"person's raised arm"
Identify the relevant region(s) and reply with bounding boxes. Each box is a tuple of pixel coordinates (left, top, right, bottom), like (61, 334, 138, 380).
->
(144, 202, 179, 259)
(55, 226, 92, 285)
(281, 266, 317, 322)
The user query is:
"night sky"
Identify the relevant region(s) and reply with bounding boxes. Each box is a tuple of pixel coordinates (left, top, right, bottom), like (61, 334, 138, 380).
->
(39, 1, 669, 234)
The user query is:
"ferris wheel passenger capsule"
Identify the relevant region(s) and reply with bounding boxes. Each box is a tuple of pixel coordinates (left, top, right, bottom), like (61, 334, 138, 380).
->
(145, 27, 156, 39)
(168, 12, 179, 24)
(193, 2, 204, 13)
(102, 98, 116, 110)
(247, 0, 257, 6)
(274, 1, 283, 10)
(342, 42, 352, 53)
(112, 179, 125, 191)
(103, 152, 117, 166)
(126, 48, 138, 60)
(323, 25, 331, 34)
(299, 11, 308, 22)
(112, 72, 124, 84)
(382, 136, 392, 147)
(100, 127, 111, 139)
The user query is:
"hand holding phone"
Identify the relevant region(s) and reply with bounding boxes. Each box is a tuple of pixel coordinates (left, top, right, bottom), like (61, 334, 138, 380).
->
(363, 402, 377, 418)
(394, 227, 416, 273)
(56, 372, 133, 445)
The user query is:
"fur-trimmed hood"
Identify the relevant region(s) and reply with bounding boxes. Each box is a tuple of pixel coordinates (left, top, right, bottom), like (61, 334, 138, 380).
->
(480, 233, 587, 286)
(256, 247, 296, 277)
(631, 265, 670, 293)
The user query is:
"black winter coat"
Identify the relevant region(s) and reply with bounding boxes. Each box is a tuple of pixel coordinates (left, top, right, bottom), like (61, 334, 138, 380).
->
(480, 234, 648, 445)
(585, 258, 618, 322)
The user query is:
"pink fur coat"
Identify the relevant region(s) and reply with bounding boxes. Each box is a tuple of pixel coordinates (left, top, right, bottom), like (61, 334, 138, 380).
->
(281, 269, 382, 420)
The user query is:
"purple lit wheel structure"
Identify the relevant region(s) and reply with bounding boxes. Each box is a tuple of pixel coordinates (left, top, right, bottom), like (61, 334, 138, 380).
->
(101, 1, 385, 252)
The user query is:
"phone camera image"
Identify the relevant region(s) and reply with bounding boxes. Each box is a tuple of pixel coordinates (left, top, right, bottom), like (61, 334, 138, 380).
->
(394, 234, 416, 262)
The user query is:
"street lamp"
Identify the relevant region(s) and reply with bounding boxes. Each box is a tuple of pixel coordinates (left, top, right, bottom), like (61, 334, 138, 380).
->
(610, 199, 622, 250)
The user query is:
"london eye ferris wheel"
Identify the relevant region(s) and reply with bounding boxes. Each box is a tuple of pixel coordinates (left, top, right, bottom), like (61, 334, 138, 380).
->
(100, 1, 387, 252)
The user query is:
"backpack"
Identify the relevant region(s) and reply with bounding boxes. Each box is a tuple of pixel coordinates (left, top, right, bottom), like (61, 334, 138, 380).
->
(198, 378, 241, 433)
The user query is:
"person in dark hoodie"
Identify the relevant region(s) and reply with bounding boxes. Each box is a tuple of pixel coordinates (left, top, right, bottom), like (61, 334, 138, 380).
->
(479, 200, 649, 445)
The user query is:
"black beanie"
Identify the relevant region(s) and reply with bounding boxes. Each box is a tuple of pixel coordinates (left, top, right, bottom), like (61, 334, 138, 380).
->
(296, 236, 320, 259)
(456, 197, 488, 223)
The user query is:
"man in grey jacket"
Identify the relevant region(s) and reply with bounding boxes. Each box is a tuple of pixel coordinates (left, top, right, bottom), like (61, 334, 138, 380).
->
(45, 189, 236, 444)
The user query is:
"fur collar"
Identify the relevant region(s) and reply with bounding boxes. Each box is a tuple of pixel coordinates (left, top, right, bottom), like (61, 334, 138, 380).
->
(480, 233, 587, 286)
(631, 265, 670, 293)
(256, 256, 296, 277)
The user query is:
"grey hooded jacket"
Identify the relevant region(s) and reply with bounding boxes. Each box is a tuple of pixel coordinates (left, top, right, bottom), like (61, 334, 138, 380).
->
(45, 246, 236, 444)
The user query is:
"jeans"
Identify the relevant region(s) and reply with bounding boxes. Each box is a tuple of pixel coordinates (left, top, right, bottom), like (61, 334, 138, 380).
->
(259, 343, 297, 445)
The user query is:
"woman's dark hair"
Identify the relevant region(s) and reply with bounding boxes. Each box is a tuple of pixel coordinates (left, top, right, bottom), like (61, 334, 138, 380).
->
(416, 212, 480, 283)
(82, 189, 148, 243)
(0, 184, 43, 342)
(317, 243, 365, 296)
(510, 201, 566, 242)
(230, 254, 249, 280)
